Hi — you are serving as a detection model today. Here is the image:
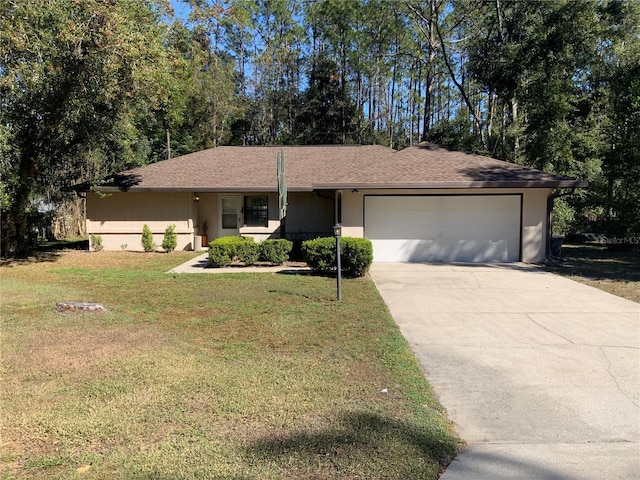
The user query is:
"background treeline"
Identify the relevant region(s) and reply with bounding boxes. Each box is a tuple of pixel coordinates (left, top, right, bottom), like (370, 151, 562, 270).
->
(1, 0, 638, 255)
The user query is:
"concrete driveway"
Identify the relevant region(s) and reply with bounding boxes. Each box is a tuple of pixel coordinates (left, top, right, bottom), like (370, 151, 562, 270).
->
(369, 263, 640, 480)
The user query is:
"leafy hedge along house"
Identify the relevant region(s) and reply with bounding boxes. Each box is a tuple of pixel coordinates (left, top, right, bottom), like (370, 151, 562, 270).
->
(85, 144, 585, 263)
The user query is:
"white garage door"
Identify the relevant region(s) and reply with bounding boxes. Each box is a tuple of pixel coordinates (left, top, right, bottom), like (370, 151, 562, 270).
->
(365, 195, 522, 263)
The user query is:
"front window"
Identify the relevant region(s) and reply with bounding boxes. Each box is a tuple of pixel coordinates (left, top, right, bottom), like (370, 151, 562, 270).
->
(244, 195, 268, 227)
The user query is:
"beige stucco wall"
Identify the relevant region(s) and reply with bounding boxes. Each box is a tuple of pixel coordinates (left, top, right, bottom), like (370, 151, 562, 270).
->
(193, 192, 217, 241)
(87, 188, 550, 262)
(192, 192, 296, 242)
(86, 192, 196, 251)
(340, 188, 551, 263)
(87, 191, 333, 250)
(284, 191, 334, 240)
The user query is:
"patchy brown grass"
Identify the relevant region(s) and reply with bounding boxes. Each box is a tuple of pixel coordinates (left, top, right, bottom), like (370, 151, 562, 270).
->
(546, 244, 640, 303)
(11, 326, 166, 373)
(1, 250, 460, 479)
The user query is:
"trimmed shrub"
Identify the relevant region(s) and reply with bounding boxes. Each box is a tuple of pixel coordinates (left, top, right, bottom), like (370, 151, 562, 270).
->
(162, 224, 178, 253)
(342, 237, 373, 278)
(301, 237, 336, 271)
(141, 224, 155, 252)
(208, 236, 252, 267)
(302, 236, 373, 278)
(90, 234, 103, 252)
(259, 239, 293, 265)
(237, 241, 259, 265)
(208, 248, 232, 267)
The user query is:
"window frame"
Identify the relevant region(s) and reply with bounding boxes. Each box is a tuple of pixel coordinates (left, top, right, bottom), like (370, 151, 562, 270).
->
(243, 195, 269, 227)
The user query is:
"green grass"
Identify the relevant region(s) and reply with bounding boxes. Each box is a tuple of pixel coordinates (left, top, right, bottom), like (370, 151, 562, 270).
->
(546, 244, 640, 303)
(0, 251, 460, 479)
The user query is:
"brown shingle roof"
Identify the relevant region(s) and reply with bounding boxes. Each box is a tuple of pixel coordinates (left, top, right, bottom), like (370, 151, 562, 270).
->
(316, 143, 587, 188)
(102, 143, 586, 192)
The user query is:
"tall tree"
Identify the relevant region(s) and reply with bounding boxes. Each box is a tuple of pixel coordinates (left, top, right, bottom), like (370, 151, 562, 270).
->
(246, 0, 305, 144)
(0, 0, 173, 254)
(294, 55, 358, 144)
(591, 1, 640, 236)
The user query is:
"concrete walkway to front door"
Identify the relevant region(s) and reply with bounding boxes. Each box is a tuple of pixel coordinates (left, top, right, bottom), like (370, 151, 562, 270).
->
(369, 263, 639, 480)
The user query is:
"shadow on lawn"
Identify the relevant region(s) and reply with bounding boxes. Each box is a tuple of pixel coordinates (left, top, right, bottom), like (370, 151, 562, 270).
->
(0, 250, 62, 267)
(244, 410, 458, 476)
(548, 245, 640, 283)
(1, 239, 89, 267)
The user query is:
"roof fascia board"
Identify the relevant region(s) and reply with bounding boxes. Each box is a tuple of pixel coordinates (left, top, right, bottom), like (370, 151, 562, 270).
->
(312, 180, 588, 189)
(90, 186, 313, 193)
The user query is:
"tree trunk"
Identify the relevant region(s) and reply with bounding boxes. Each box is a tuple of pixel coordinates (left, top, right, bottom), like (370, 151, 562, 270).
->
(8, 152, 38, 256)
(511, 97, 520, 162)
(390, 61, 397, 148)
(434, 7, 486, 149)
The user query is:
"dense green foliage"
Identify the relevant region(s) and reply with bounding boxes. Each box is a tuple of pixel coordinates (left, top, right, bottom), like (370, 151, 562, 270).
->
(0, 0, 237, 255)
(302, 237, 373, 278)
(208, 237, 293, 266)
(2, 0, 638, 255)
(141, 224, 156, 252)
(259, 239, 293, 265)
(207, 236, 262, 266)
(236, 241, 260, 265)
(302, 237, 337, 272)
(162, 224, 178, 253)
(341, 237, 374, 278)
(208, 236, 248, 267)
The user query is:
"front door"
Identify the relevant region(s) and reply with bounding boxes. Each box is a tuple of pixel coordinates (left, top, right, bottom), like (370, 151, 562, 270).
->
(218, 196, 241, 237)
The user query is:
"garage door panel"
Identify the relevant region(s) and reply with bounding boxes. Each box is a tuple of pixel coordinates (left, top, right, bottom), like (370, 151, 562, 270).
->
(365, 195, 521, 263)
(373, 239, 510, 263)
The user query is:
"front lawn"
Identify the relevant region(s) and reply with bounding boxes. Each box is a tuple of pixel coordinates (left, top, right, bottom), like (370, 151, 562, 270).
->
(0, 251, 460, 479)
(546, 244, 640, 303)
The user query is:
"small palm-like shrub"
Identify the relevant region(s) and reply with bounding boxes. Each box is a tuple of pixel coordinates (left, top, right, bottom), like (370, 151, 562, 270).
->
(162, 224, 178, 253)
(141, 224, 155, 252)
(90, 234, 103, 252)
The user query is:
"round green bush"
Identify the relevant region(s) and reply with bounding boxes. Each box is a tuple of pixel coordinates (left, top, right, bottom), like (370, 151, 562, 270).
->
(341, 237, 373, 278)
(259, 239, 293, 265)
(208, 236, 255, 267)
(302, 236, 373, 278)
(301, 237, 336, 271)
(237, 241, 259, 265)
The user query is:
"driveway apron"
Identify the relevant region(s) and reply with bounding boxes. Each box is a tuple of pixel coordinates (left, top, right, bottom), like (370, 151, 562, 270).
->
(369, 263, 640, 480)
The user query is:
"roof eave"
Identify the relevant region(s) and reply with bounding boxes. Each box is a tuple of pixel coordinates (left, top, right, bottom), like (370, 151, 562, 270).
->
(89, 186, 304, 193)
(312, 180, 588, 190)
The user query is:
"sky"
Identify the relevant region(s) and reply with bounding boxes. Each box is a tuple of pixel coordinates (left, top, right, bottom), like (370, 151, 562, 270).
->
(170, 0, 191, 23)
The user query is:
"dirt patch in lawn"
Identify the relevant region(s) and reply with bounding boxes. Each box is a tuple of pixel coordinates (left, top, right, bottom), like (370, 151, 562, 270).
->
(11, 325, 166, 374)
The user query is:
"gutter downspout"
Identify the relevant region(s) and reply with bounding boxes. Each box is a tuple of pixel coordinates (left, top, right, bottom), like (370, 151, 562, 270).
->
(316, 189, 337, 220)
(315, 189, 343, 229)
